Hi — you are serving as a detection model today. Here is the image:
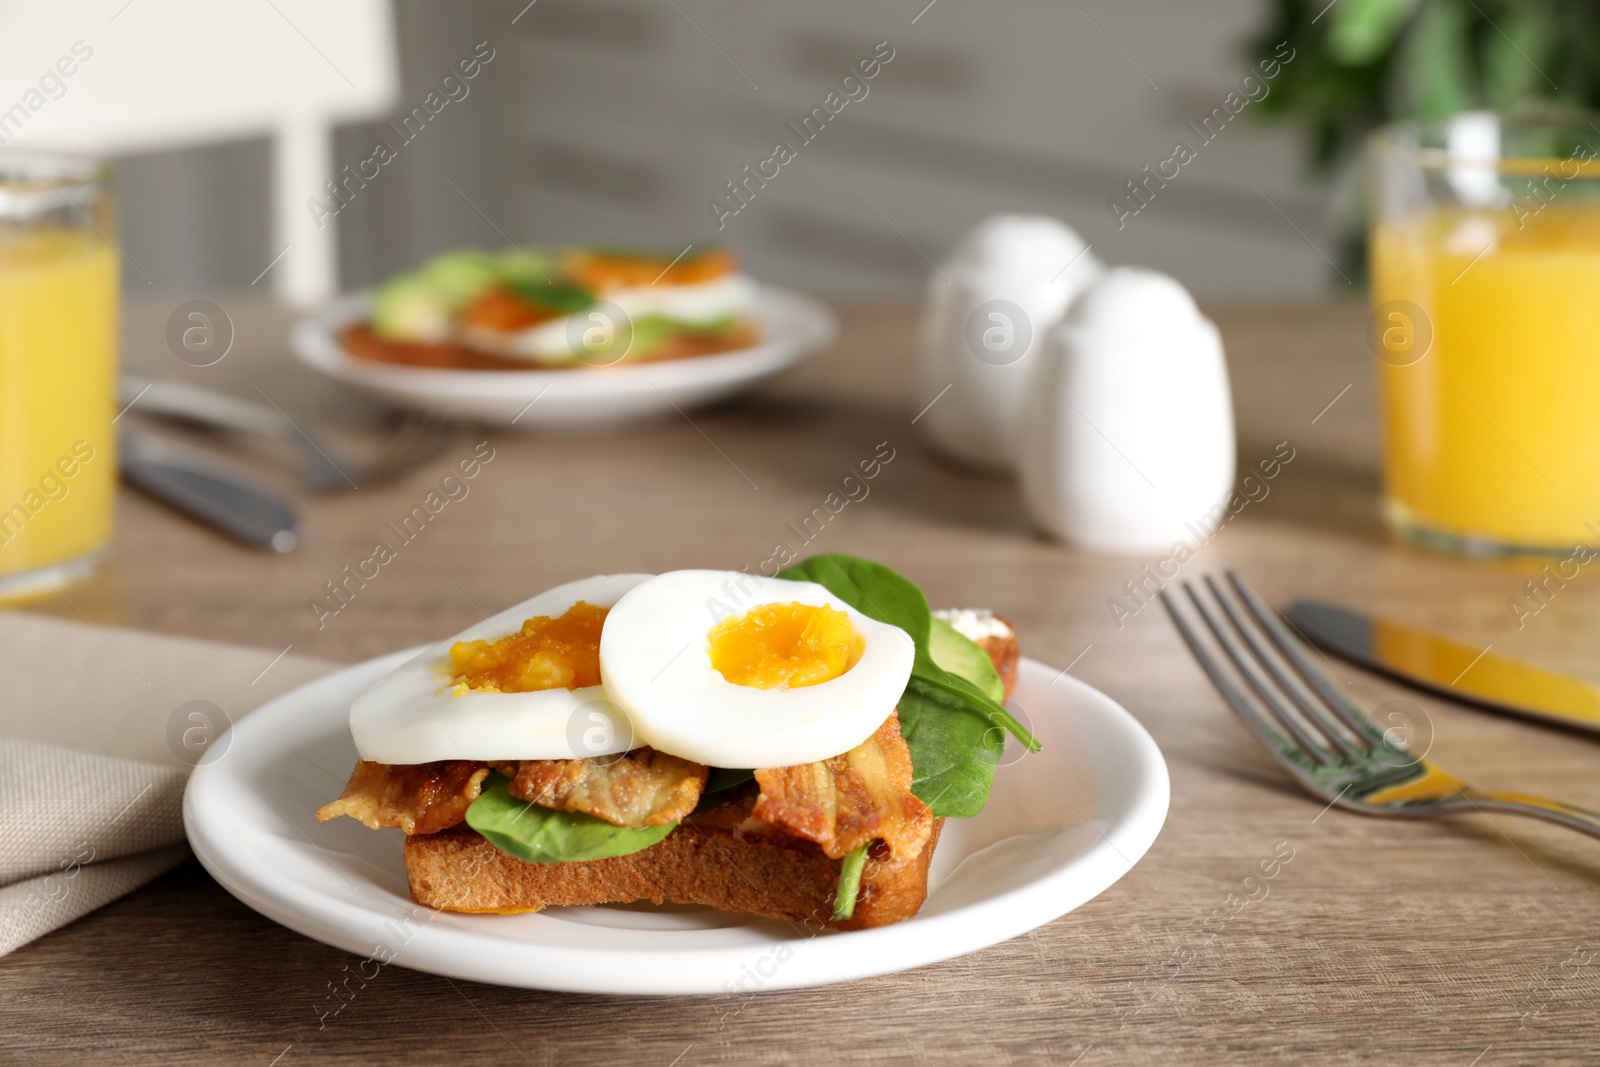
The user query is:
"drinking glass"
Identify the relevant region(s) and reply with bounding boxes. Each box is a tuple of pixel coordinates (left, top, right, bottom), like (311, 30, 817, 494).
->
(0, 150, 117, 600)
(1370, 112, 1600, 555)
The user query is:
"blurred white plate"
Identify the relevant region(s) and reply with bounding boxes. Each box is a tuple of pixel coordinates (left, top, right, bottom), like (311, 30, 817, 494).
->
(184, 654, 1169, 995)
(291, 286, 837, 432)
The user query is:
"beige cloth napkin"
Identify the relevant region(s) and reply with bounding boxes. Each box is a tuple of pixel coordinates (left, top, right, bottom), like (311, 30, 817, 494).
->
(0, 611, 333, 956)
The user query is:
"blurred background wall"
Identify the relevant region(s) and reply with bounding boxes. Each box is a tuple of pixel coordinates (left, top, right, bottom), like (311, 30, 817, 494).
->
(112, 0, 1335, 298)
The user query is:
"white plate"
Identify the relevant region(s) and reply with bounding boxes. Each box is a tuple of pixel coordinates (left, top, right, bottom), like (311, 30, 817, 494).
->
(291, 286, 838, 432)
(184, 654, 1169, 995)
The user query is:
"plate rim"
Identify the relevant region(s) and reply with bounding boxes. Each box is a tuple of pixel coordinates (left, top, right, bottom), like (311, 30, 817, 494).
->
(184, 651, 1170, 995)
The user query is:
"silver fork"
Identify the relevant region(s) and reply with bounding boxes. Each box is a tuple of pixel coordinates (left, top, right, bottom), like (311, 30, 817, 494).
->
(313, 409, 462, 492)
(121, 374, 459, 492)
(1160, 572, 1600, 840)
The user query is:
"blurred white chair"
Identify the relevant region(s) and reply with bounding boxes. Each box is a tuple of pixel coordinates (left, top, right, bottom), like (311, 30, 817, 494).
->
(0, 0, 398, 306)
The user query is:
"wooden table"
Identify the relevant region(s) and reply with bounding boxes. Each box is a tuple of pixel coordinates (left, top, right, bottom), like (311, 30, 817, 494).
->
(7, 297, 1600, 1066)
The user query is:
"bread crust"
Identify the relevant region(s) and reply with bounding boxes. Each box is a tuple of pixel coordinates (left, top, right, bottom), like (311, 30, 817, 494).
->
(406, 794, 943, 930)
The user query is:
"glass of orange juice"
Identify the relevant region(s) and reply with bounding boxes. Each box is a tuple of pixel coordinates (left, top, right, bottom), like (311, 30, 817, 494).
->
(1370, 113, 1600, 555)
(0, 151, 118, 600)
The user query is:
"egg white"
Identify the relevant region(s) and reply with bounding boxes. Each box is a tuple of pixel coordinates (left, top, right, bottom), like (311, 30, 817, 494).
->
(462, 273, 755, 362)
(349, 573, 653, 764)
(598, 570, 916, 768)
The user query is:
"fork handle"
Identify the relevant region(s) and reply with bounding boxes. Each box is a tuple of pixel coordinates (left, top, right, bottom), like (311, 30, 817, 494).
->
(123, 374, 296, 442)
(1461, 791, 1600, 841)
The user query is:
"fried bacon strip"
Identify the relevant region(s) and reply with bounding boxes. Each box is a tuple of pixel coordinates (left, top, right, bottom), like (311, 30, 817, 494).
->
(752, 712, 932, 861)
(492, 748, 708, 829)
(316, 760, 490, 835)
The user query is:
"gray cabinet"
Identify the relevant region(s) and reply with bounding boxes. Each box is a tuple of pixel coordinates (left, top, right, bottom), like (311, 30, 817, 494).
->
(496, 0, 1334, 297)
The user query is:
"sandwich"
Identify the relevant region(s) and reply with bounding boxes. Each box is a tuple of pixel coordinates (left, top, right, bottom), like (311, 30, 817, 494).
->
(343, 245, 758, 370)
(317, 554, 1035, 929)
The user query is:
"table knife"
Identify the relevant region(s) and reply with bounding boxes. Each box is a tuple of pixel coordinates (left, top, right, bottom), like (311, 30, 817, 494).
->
(1286, 598, 1600, 734)
(119, 431, 301, 552)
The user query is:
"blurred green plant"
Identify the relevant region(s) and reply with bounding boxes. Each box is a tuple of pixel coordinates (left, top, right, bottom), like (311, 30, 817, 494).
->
(1249, 0, 1600, 170)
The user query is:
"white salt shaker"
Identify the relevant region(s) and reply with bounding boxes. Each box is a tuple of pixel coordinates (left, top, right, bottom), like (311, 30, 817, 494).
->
(1018, 268, 1235, 553)
(917, 214, 1102, 469)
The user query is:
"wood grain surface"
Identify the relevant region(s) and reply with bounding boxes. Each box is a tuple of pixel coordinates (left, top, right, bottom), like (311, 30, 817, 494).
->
(5, 296, 1599, 1066)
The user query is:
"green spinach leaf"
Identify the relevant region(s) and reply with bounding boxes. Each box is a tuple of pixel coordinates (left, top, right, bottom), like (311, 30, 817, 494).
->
(897, 664, 1006, 817)
(778, 554, 1038, 819)
(778, 554, 932, 644)
(505, 278, 596, 315)
(832, 844, 869, 921)
(465, 775, 674, 864)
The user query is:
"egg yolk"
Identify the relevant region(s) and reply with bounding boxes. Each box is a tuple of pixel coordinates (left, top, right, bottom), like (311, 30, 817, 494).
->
(450, 601, 608, 692)
(708, 602, 864, 689)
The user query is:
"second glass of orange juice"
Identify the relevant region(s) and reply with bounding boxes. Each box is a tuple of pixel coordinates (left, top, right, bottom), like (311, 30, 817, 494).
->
(0, 152, 118, 600)
(1370, 113, 1600, 554)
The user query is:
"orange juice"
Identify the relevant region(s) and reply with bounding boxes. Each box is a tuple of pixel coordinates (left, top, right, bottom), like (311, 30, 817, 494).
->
(1372, 203, 1600, 551)
(0, 226, 118, 598)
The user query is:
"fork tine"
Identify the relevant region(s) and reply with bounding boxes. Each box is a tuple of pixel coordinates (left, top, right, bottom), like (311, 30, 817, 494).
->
(1201, 575, 1364, 760)
(407, 413, 460, 455)
(370, 413, 446, 468)
(1178, 582, 1337, 765)
(360, 426, 434, 484)
(1157, 589, 1308, 764)
(353, 414, 460, 488)
(1225, 572, 1390, 749)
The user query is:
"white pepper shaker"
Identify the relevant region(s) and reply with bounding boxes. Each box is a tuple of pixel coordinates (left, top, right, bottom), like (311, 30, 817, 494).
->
(1018, 267, 1235, 553)
(917, 214, 1102, 470)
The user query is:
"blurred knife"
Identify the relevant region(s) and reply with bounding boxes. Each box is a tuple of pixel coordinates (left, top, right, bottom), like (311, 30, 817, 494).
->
(119, 431, 300, 552)
(1287, 598, 1600, 734)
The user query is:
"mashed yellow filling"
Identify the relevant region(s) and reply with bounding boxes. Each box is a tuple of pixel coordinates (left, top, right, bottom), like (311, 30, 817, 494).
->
(708, 602, 863, 690)
(450, 601, 607, 692)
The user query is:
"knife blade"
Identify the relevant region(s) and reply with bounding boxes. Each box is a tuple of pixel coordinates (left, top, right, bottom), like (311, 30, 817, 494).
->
(1287, 598, 1600, 734)
(119, 431, 301, 552)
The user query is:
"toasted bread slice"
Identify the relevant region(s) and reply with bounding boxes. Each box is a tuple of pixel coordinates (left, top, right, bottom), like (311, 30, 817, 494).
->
(405, 790, 943, 930)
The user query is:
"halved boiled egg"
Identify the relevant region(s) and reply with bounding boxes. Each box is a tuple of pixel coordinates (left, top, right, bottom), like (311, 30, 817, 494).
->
(598, 570, 915, 768)
(350, 573, 652, 764)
